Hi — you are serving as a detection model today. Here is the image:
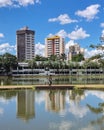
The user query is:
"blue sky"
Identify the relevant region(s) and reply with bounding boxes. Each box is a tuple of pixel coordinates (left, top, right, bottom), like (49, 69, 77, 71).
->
(0, 0, 104, 58)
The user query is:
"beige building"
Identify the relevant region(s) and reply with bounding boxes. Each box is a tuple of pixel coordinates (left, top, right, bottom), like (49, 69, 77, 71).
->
(68, 43, 84, 61)
(45, 35, 65, 57)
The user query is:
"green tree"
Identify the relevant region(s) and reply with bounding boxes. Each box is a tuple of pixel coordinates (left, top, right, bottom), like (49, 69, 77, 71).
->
(60, 53, 66, 61)
(2, 53, 18, 75)
(49, 55, 58, 61)
(28, 59, 37, 69)
(35, 55, 48, 61)
(89, 42, 104, 72)
(72, 53, 84, 62)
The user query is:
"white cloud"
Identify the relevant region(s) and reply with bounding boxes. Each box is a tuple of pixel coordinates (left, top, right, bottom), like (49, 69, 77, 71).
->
(65, 40, 78, 54)
(68, 27, 90, 40)
(47, 27, 90, 40)
(84, 48, 103, 58)
(35, 42, 45, 56)
(59, 121, 72, 130)
(35, 0, 41, 4)
(68, 100, 89, 118)
(75, 4, 100, 21)
(85, 90, 104, 101)
(65, 93, 88, 119)
(49, 121, 72, 130)
(0, 33, 4, 38)
(47, 33, 54, 38)
(0, 97, 9, 104)
(18, 0, 35, 6)
(47, 28, 90, 55)
(47, 29, 68, 38)
(35, 91, 45, 104)
(102, 30, 104, 35)
(0, 43, 16, 55)
(65, 40, 104, 59)
(48, 14, 77, 25)
(101, 30, 104, 39)
(56, 30, 68, 38)
(80, 125, 96, 130)
(100, 23, 104, 28)
(0, 0, 41, 7)
(0, 0, 13, 7)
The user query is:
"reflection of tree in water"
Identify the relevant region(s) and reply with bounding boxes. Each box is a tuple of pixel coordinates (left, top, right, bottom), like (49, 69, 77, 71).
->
(87, 102, 104, 129)
(91, 116, 104, 126)
(87, 102, 104, 114)
(0, 76, 12, 85)
(69, 89, 84, 101)
(0, 90, 17, 99)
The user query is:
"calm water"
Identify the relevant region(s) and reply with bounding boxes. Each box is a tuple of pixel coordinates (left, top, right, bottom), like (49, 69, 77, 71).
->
(0, 76, 104, 85)
(0, 89, 104, 130)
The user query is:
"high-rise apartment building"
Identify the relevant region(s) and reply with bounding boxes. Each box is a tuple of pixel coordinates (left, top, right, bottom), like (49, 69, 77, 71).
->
(68, 43, 84, 61)
(16, 26, 35, 61)
(45, 35, 65, 57)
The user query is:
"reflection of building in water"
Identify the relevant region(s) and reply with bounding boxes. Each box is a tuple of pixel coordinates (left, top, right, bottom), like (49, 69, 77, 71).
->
(16, 90, 35, 121)
(45, 90, 65, 112)
(68, 90, 85, 104)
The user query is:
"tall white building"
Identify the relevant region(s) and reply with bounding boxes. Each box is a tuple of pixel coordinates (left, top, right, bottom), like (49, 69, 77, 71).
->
(16, 26, 35, 61)
(45, 35, 65, 57)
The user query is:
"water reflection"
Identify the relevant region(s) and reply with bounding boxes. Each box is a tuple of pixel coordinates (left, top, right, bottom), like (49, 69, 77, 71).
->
(0, 76, 104, 85)
(17, 90, 35, 121)
(87, 102, 104, 129)
(45, 90, 65, 113)
(0, 89, 104, 130)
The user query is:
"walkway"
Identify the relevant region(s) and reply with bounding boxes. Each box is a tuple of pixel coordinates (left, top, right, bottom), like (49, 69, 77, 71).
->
(0, 84, 104, 90)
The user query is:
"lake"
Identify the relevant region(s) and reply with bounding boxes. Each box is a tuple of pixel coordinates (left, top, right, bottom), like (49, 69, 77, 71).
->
(0, 89, 104, 130)
(0, 76, 104, 85)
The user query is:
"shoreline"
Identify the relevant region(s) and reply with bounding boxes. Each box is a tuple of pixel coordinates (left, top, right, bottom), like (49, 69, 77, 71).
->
(0, 84, 104, 90)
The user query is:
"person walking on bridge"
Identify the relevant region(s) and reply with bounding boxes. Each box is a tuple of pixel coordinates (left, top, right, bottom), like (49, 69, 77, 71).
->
(48, 75, 52, 86)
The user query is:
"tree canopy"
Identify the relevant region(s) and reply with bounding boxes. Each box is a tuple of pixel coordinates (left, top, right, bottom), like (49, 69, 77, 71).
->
(72, 53, 84, 62)
(0, 53, 18, 75)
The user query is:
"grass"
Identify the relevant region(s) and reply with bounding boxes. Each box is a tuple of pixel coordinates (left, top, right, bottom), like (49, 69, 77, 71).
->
(75, 84, 104, 90)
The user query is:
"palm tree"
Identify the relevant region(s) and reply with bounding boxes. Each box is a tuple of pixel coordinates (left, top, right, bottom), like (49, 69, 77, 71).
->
(28, 59, 36, 68)
(49, 55, 58, 61)
(60, 53, 66, 61)
(28, 59, 37, 75)
(67, 61, 74, 76)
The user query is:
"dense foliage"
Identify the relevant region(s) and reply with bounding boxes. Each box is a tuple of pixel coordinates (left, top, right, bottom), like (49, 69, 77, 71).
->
(0, 53, 18, 75)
